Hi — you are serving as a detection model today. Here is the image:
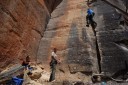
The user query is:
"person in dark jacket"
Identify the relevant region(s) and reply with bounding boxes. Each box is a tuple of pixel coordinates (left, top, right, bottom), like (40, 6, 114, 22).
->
(22, 56, 30, 67)
(86, 8, 97, 28)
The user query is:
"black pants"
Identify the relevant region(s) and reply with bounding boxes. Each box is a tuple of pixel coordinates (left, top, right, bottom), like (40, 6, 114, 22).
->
(86, 15, 97, 28)
(49, 64, 56, 82)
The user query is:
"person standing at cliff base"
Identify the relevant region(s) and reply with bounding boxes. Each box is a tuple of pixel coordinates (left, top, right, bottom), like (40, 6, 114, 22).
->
(49, 48, 60, 82)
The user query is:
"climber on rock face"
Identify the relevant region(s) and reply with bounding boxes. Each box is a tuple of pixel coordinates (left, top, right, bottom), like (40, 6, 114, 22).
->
(86, 8, 97, 29)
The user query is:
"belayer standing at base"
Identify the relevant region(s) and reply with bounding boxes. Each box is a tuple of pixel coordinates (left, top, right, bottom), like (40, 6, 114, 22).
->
(49, 48, 60, 82)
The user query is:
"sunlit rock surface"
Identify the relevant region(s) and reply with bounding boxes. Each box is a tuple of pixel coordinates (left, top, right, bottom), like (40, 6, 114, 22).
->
(0, 0, 62, 71)
(37, 0, 99, 82)
(0, 0, 128, 84)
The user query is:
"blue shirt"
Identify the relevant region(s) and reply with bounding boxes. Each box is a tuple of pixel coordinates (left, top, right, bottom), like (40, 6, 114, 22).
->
(87, 9, 94, 15)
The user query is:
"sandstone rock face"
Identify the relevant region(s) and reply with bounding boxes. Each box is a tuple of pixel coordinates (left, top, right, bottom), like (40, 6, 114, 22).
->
(37, 0, 99, 81)
(0, 0, 62, 71)
(93, 0, 128, 76)
(104, 0, 128, 24)
(37, 0, 128, 81)
(1, 0, 128, 83)
(43, 0, 63, 13)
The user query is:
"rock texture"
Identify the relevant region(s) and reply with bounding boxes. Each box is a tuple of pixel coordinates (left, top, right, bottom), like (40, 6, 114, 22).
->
(93, 0, 128, 76)
(37, 0, 98, 82)
(103, 0, 128, 24)
(37, 0, 128, 81)
(0, 0, 62, 71)
(1, 0, 128, 83)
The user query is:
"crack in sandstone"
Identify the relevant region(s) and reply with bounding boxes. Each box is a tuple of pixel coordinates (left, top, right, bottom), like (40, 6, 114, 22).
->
(9, 29, 21, 37)
(95, 37, 101, 73)
(32, 28, 43, 37)
(0, 6, 17, 22)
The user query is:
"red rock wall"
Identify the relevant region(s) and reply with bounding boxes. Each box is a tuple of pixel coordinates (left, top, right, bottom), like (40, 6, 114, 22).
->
(37, 0, 99, 76)
(0, 0, 62, 71)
